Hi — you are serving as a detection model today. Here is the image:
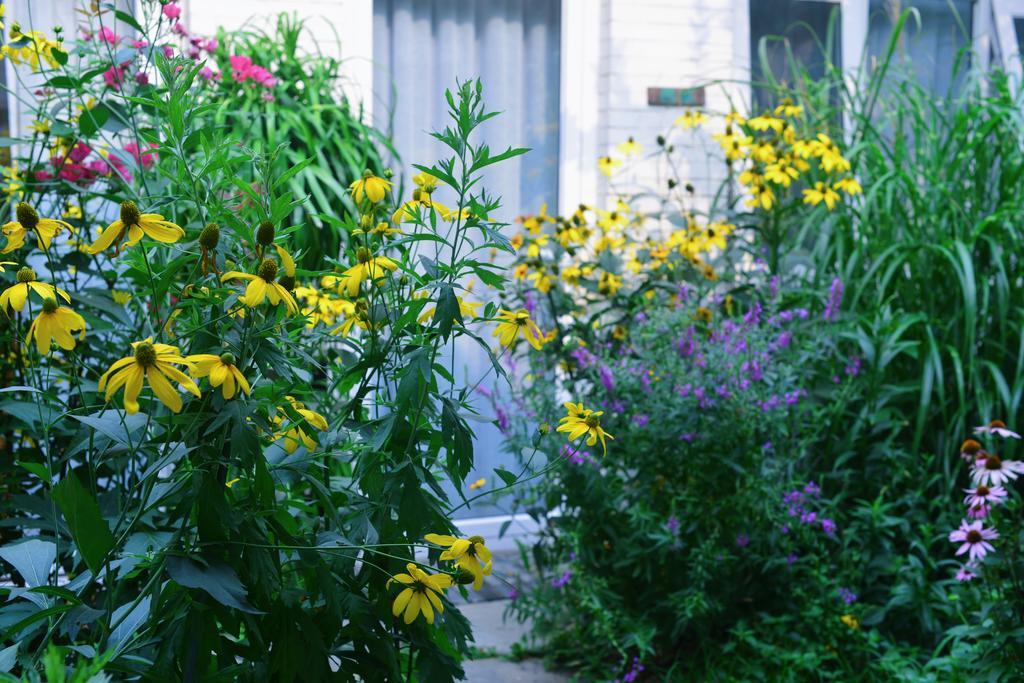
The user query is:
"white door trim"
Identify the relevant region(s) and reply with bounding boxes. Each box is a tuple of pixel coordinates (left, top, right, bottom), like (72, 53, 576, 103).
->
(557, 0, 600, 216)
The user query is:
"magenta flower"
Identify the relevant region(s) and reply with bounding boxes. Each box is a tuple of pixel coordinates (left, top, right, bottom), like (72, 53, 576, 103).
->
(963, 484, 1008, 508)
(162, 2, 182, 20)
(949, 520, 999, 562)
(98, 26, 119, 45)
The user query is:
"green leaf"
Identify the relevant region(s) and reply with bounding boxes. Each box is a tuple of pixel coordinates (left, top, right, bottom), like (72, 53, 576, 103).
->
(493, 467, 517, 487)
(69, 410, 148, 446)
(0, 643, 17, 673)
(166, 556, 264, 614)
(80, 102, 111, 137)
(52, 472, 115, 574)
(16, 460, 51, 482)
(0, 539, 56, 587)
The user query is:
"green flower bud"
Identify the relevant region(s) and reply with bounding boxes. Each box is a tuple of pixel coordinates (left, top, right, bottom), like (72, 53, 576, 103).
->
(120, 200, 141, 227)
(16, 267, 36, 283)
(15, 203, 39, 231)
(199, 223, 220, 250)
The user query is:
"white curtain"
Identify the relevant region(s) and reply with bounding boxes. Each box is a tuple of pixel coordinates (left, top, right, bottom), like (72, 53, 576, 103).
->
(373, 0, 561, 216)
(373, 0, 561, 518)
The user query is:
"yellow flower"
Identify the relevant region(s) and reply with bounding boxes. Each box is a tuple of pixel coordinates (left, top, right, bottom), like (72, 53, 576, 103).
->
(86, 201, 184, 255)
(674, 110, 708, 129)
(747, 183, 776, 211)
(598, 272, 622, 296)
(338, 248, 398, 297)
(0, 267, 70, 312)
(225, 478, 241, 489)
(2, 203, 73, 253)
(221, 259, 299, 314)
(98, 338, 200, 414)
(26, 298, 85, 355)
(616, 137, 642, 156)
(412, 171, 438, 193)
(774, 98, 803, 118)
(274, 397, 329, 453)
(62, 205, 83, 220)
(557, 401, 614, 455)
(764, 161, 799, 188)
(492, 308, 544, 351)
(598, 156, 622, 177)
(469, 478, 486, 490)
(186, 352, 252, 399)
(418, 296, 481, 324)
(747, 112, 784, 133)
(834, 177, 862, 195)
(803, 182, 840, 210)
(112, 290, 132, 305)
(391, 197, 456, 225)
(840, 614, 860, 630)
(349, 171, 392, 203)
(424, 534, 492, 590)
(29, 119, 50, 134)
(390, 562, 453, 625)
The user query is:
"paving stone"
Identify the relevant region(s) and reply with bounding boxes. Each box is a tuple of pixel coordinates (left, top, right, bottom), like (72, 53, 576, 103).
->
(463, 657, 568, 683)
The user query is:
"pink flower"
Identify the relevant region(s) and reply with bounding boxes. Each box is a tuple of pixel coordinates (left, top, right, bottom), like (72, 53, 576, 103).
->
(98, 26, 119, 45)
(966, 503, 990, 519)
(203, 38, 218, 53)
(971, 453, 1024, 487)
(198, 66, 215, 81)
(103, 65, 128, 90)
(162, 45, 175, 59)
(248, 65, 277, 88)
(955, 565, 977, 582)
(963, 484, 1008, 508)
(949, 520, 999, 562)
(34, 170, 53, 181)
(68, 142, 91, 163)
(130, 39, 149, 49)
(974, 420, 1021, 439)
(229, 55, 253, 82)
(135, 72, 150, 86)
(125, 142, 158, 168)
(172, 22, 188, 37)
(162, 3, 182, 20)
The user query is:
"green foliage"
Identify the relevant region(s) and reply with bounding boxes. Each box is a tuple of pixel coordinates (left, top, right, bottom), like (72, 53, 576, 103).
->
(0, 4, 524, 680)
(208, 12, 393, 268)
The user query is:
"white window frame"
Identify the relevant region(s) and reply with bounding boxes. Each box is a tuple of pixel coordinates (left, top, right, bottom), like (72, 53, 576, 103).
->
(557, 0, 599, 217)
(992, 0, 1024, 83)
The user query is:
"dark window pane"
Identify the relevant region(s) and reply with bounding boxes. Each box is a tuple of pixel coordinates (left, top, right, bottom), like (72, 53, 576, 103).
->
(1015, 17, 1024, 52)
(749, 1, 840, 113)
(866, 0, 972, 94)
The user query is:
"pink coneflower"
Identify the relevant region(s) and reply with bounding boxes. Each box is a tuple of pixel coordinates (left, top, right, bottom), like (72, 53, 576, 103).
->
(958, 439, 984, 462)
(963, 484, 1008, 508)
(955, 565, 978, 582)
(949, 520, 999, 562)
(966, 503, 990, 520)
(971, 453, 1024, 487)
(974, 419, 1021, 439)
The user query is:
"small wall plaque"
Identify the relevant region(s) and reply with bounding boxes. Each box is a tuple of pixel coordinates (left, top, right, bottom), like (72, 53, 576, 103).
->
(647, 86, 706, 107)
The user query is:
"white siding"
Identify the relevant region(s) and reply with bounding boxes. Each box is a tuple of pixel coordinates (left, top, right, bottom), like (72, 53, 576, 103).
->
(596, 0, 748, 212)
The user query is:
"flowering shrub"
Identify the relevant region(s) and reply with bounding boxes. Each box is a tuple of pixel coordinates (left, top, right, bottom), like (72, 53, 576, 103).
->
(500, 287, 870, 678)
(0, 4, 536, 679)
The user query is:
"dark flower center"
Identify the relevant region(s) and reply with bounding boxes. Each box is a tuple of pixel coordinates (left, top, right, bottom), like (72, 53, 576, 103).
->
(134, 342, 157, 368)
(356, 247, 371, 264)
(991, 419, 1007, 429)
(258, 259, 278, 282)
(219, 352, 236, 366)
(16, 266, 35, 283)
(120, 200, 141, 227)
(976, 485, 990, 496)
(41, 297, 58, 314)
(961, 439, 982, 454)
(199, 223, 220, 249)
(256, 220, 275, 246)
(15, 202, 39, 231)
(966, 530, 982, 544)
(985, 455, 1003, 470)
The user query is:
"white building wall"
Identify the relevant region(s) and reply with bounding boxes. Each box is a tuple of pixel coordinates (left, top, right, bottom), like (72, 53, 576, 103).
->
(596, 0, 749, 213)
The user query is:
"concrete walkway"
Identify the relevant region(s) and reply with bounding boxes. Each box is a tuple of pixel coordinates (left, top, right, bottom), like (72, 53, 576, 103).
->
(459, 600, 569, 683)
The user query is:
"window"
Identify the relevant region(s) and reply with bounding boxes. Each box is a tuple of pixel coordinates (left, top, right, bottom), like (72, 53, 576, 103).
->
(865, 0, 973, 94)
(993, 0, 1024, 80)
(373, 0, 561, 518)
(749, 0, 842, 112)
